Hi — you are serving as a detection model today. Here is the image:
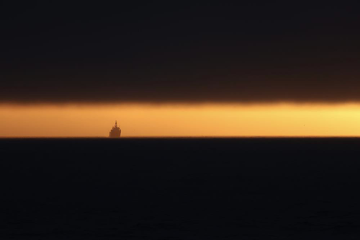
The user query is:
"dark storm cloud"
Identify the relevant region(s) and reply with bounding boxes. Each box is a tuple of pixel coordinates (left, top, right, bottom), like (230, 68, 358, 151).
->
(1, 2, 360, 104)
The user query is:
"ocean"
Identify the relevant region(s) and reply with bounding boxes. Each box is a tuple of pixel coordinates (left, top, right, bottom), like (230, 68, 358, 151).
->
(1, 138, 360, 239)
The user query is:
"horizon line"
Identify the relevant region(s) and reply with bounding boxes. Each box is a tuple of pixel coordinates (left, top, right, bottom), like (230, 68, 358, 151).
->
(2, 136, 360, 139)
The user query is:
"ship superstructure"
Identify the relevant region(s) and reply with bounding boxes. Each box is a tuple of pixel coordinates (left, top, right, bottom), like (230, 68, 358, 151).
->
(109, 121, 121, 138)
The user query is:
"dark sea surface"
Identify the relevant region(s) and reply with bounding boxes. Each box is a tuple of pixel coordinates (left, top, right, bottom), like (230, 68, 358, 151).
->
(1, 138, 360, 239)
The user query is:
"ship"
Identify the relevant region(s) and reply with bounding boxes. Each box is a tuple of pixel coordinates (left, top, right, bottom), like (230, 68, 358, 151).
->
(109, 120, 121, 138)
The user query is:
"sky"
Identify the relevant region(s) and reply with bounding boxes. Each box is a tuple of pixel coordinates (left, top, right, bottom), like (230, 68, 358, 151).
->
(1, 2, 360, 136)
(2, 104, 360, 137)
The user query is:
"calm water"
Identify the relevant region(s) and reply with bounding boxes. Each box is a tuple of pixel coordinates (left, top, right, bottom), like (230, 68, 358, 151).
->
(1, 138, 360, 239)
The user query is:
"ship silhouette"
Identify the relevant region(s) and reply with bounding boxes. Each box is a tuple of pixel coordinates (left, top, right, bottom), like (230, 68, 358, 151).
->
(109, 121, 121, 138)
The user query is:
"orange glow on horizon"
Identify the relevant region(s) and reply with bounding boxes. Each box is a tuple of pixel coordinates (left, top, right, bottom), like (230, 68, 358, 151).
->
(1, 104, 360, 137)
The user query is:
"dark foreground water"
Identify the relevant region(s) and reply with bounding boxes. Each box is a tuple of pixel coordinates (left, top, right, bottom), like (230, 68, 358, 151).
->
(1, 138, 360, 239)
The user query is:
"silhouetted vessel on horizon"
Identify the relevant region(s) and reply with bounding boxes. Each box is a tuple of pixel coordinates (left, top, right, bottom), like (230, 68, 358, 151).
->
(109, 121, 121, 138)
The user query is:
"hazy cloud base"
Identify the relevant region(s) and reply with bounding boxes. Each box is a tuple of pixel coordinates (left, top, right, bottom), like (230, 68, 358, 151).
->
(2, 68, 360, 104)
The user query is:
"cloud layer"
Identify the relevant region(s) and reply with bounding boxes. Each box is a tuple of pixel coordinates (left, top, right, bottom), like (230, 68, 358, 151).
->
(1, 2, 360, 104)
